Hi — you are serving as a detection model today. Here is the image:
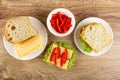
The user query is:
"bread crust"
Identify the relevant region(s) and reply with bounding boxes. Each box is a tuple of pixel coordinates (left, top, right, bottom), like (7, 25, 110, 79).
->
(80, 22, 112, 53)
(3, 20, 12, 42)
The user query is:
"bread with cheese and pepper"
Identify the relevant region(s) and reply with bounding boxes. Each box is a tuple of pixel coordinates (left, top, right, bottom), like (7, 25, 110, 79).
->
(43, 42, 76, 70)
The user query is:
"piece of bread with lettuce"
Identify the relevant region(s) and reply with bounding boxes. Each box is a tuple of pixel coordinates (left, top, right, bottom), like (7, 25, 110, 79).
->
(80, 22, 112, 53)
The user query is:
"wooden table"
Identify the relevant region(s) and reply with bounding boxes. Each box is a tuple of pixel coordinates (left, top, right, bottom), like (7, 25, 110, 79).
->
(0, 0, 120, 80)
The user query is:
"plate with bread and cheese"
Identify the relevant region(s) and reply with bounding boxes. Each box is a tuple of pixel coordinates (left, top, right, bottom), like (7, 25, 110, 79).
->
(74, 17, 113, 56)
(3, 16, 48, 60)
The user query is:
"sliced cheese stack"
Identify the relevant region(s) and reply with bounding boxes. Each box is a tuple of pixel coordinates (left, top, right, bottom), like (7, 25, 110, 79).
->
(14, 34, 43, 58)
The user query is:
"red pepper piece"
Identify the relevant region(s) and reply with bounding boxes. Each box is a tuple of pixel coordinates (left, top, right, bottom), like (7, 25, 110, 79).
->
(60, 49, 68, 66)
(51, 22, 56, 29)
(57, 12, 62, 23)
(62, 49, 68, 64)
(56, 18, 62, 33)
(65, 18, 71, 25)
(64, 24, 72, 29)
(62, 27, 68, 33)
(60, 17, 67, 27)
(56, 46, 60, 59)
(62, 57, 67, 64)
(50, 48, 56, 61)
(64, 48, 68, 59)
(60, 52, 65, 67)
(60, 53, 67, 66)
(67, 18, 72, 25)
(52, 14, 57, 19)
(65, 18, 70, 25)
(50, 19, 56, 23)
(54, 55, 57, 65)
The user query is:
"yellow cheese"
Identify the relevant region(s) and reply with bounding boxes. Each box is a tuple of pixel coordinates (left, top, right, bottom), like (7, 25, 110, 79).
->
(14, 34, 43, 58)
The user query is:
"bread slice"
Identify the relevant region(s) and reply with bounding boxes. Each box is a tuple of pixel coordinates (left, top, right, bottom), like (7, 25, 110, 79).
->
(3, 16, 35, 43)
(80, 22, 112, 53)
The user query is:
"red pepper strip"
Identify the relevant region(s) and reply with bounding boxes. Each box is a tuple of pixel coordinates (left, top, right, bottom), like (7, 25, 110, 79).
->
(52, 14, 57, 19)
(65, 18, 69, 25)
(67, 18, 72, 25)
(63, 24, 72, 33)
(62, 57, 67, 64)
(56, 18, 62, 33)
(63, 24, 72, 31)
(65, 24, 72, 29)
(63, 27, 68, 33)
(62, 14, 67, 19)
(50, 48, 56, 61)
(51, 22, 56, 29)
(60, 17, 67, 27)
(60, 52, 67, 66)
(50, 19, 56, 23)
(65, 18, 71, 25)
(64, 48, 68, 59)
(60, 48, 68, 66)
(63, 49, 68, 64)
(60, 52, 65, 66)
(57, 12, 62, 23)
(56, 46, 60, 59)
(54, 55, 57, 65)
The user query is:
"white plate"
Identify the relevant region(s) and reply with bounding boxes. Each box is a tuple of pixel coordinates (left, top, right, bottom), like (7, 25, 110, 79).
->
(74, 17, 113, 56)
(3, 16, 48, 60)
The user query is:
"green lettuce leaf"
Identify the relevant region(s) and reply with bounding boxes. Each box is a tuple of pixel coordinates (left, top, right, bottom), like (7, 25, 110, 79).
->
(80, 38, 92, 53)
(43, 42, 76, 70)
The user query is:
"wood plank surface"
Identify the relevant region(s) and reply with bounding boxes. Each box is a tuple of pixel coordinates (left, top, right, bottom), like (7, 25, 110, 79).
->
(0, 0, 120, 80)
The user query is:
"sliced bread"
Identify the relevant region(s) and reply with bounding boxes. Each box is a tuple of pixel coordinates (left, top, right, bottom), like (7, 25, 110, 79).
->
(80, 22, 112, 53)
(3, 16, 35, 43)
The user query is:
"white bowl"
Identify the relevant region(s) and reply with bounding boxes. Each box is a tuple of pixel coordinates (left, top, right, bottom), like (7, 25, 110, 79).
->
(47, 8, 76, 37)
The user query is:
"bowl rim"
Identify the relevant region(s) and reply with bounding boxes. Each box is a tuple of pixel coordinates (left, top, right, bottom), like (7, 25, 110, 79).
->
(47, 8, 76, 37)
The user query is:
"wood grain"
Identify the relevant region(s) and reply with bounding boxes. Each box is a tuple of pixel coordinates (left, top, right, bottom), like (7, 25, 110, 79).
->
(0, 0, 120, 80)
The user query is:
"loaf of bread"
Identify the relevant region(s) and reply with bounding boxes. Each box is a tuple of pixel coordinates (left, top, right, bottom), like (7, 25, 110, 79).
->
(80, 22, 112, 53)
(3, 16, 35, 43)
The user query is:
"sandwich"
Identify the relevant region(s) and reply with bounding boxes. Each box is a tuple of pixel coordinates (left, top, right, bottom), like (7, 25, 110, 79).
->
(43, 42, 76, 70)
(80, 22, 112, 53)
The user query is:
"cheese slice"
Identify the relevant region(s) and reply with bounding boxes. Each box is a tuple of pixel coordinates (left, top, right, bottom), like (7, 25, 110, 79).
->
(47, 44, 73, 69)
(14, 34, 43, 58)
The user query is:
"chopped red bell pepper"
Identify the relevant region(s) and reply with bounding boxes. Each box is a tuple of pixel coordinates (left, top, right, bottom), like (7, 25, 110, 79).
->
(50, 12, 72, 33)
